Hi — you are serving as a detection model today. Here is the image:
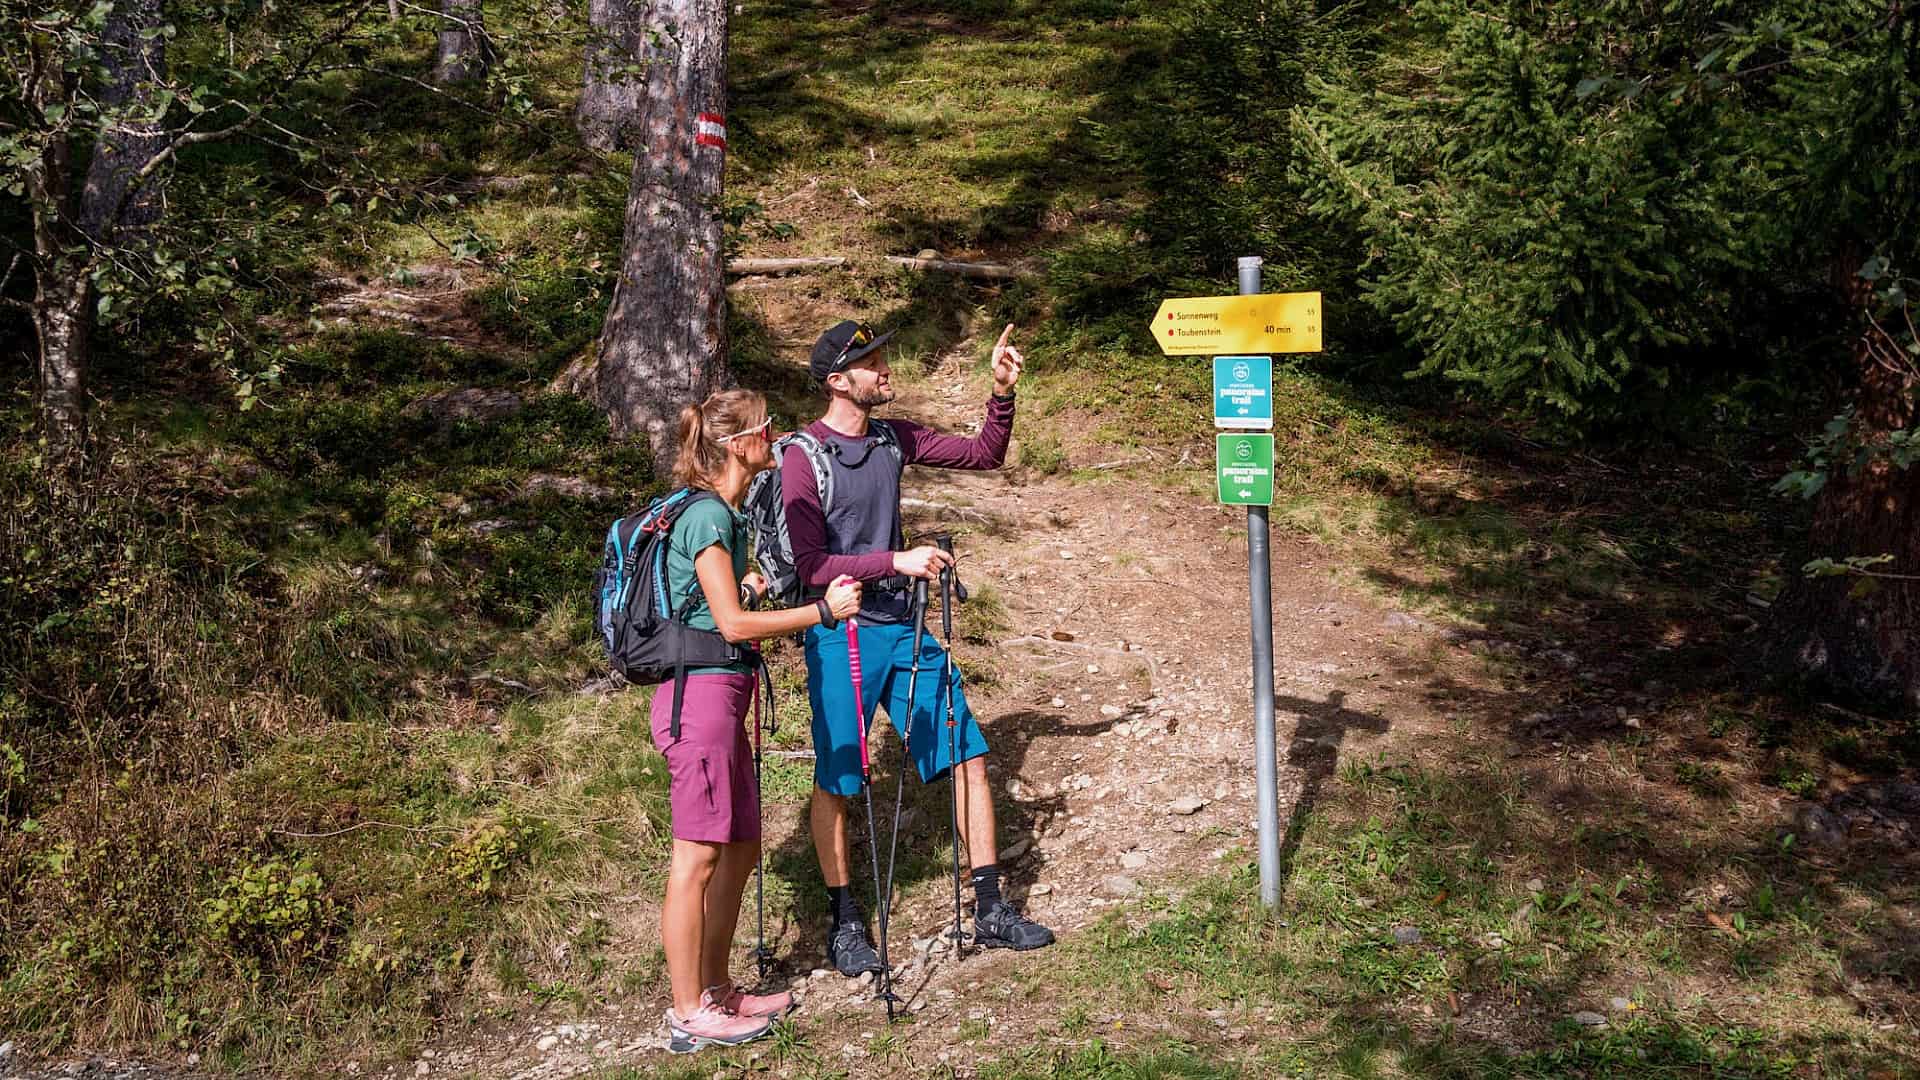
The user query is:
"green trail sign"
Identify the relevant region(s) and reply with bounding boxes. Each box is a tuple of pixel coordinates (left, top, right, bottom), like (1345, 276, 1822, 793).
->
(1216, 433, 1274, 506)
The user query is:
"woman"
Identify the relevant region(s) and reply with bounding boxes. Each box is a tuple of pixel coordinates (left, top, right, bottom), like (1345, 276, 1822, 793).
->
(654, 389, 861, 1052)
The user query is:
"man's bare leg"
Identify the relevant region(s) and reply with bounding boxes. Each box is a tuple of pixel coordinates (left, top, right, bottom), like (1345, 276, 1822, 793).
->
(953, 754, 997, 870)
(809, 786, 853, 887)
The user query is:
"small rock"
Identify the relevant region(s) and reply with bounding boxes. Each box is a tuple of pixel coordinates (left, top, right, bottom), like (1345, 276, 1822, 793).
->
(1392, 926, 1422, 946)
(187, 1054, 201, 1066)
(1624, 716, 1642, 730)
(1100, 704, 1124, 719)
(1526, 878, 1546, 894)
(811, 967, 832, 980)
(1384, 612, 1423, 630)
(916, 248, 940, 259)
(1102, 874, 1138, 897)
(1572, 1011, 1608, 1028)
(0, 1043, 13, 1060)
(1167, 796, 1208, 816)
(1050, 697, 1066, 708)
(1120, 850, 1150, 870)
(536, 1035, 559, 1052)
(1609, 997, 1632, 1013)
(1484, 933, 1506, 949)
(1059, 549, 1075, 560)
(416, 1062, 431, 1076)
(857, 971, 875, 987)
(1031, 883, 1052, 896)
(1086, 664, 1100, 674)
(999, 837, 1033, 862)
(1797, 804, 1847, 849)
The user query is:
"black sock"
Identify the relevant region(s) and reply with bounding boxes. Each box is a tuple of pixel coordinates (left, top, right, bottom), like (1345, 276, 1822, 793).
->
(971, 864, 1002, 911)
(827, 885, 861, 925)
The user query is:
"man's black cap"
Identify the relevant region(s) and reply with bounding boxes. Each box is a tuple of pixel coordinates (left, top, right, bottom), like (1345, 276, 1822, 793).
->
(810, 320, 894, 383)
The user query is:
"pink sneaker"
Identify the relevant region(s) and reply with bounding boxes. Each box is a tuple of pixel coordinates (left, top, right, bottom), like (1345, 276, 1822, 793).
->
(665, 991, 772, 1054)
(715, 982, 794, 1018)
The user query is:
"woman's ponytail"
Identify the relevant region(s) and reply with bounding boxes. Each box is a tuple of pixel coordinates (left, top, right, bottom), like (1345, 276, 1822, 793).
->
(670, 390, 767, 492)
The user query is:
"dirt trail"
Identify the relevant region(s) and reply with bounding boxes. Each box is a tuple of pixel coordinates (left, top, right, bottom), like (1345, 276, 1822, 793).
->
(377, 315, 1487, 1080)
(10, 277, 1487, 1080)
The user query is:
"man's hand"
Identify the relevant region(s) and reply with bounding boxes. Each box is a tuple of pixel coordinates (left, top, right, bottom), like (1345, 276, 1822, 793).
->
(990, 323, 1024, 396)
(741, 571, 767, 597)
(892, 544, 956, 580)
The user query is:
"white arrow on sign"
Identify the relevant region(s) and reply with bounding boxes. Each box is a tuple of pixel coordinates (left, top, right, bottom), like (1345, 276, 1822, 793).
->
(1238, 489, 1252, 498)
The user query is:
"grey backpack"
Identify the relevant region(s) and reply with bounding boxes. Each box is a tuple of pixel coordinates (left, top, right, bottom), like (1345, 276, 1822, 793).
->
(743, 420, 902, 606)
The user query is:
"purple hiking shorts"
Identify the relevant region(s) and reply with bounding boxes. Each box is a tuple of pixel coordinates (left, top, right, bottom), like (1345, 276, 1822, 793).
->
(649, 672, 761, 844)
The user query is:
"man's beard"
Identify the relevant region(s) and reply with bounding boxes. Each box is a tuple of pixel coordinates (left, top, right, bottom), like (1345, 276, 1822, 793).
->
(850, 384, 895, 408)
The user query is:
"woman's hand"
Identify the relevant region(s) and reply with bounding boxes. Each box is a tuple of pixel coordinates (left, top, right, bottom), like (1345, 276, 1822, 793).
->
(825, 574, 862, 620)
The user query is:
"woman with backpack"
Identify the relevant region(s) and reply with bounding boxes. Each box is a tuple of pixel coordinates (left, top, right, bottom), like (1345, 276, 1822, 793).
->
(653, 389, 861, 1052)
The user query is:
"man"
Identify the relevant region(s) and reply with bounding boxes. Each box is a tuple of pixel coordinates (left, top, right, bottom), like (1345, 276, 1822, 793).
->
(780, 319, 1055, 976)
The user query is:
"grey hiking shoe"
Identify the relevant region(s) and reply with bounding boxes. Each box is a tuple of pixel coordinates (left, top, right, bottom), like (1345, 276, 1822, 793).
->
(828, 919, 885, 976)
(974, 900, 1055, 951)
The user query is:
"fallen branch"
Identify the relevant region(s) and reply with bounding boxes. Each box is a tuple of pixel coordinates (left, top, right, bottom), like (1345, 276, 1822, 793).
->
(884, 256, 1033, 280)
(1001, 634, 1161, 688)
(727, 256, 847, 275)
(901, 496, 1002, 523)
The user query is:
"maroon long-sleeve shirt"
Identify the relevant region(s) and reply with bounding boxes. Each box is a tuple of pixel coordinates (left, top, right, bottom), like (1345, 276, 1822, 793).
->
(779, 395, 1014, 623)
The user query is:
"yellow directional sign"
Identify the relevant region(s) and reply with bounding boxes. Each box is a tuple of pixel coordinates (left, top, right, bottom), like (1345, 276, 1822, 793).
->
(1151, 292, 1322, 356)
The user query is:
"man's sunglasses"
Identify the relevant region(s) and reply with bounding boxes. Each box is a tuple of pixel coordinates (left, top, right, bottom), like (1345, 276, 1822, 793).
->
(715, 417, 773, 444)
(832, 325, 877, 371)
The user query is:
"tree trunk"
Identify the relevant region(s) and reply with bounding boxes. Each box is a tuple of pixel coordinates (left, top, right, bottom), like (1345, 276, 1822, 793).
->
(578, 0, 650, 152)
(34, 274, 94, 472)
(1770, 258, 1920, 713)
(593, 0, 730, 470)
(433, 0, 491, 85)
(23, 33, 89, 469)
(80, 0, 168, 242)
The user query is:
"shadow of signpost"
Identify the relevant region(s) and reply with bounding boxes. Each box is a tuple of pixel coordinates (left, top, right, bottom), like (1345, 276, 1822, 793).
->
(1272, 689, 1389, 894)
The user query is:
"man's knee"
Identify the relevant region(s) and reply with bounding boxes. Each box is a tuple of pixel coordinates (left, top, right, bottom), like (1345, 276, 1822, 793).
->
(812, 786, 851, 813)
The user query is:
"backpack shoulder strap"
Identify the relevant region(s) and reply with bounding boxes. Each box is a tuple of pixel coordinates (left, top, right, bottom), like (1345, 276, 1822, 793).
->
(781, 429, 836, 516)
(869, 418, 906, 475)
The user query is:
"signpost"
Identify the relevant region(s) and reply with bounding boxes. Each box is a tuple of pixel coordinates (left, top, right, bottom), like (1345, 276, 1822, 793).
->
(1216, 433, 1274, 505)
(1152, 265, 1322, 911)
(1152, 293, 1321, 356)
(1213, 355, 1273, 429)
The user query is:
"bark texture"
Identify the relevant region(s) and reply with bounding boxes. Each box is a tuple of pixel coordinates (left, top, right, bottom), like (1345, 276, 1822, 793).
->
(1771, 258, 1920, 713)
(433, 0, 491, 85)
(80, 0, 168, 242)
(592, 0, 730, 472)
(577, 0, 650, 151)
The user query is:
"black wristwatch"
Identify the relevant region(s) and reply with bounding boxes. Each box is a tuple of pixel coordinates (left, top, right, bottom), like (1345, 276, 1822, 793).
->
(991, 390, 1016, 403)
(814, 598, 838, 629)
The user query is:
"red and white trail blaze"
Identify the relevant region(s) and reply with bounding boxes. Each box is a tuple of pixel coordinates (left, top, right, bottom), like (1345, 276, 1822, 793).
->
(695, 113, 726, 149)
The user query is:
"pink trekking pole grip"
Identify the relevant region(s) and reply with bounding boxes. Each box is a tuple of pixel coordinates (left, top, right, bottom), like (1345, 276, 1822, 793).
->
(846, 617, 870, 778)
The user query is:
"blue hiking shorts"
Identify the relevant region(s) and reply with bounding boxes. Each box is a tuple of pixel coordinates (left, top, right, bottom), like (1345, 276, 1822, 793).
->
(804, 620, 989, 797)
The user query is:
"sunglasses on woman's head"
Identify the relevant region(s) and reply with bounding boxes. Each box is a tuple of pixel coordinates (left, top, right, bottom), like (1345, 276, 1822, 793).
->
(715, 417, 773, 444)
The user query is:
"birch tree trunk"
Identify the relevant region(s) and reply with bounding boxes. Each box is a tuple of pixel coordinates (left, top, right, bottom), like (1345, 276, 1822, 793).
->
(592, 0, 730, 470)
(433, 0, 491, 85)
(23, 31, 90, 470)
(577, 0, 650, 152)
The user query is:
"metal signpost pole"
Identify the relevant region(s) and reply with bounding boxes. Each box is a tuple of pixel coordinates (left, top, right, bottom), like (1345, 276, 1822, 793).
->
(1238, 255, 1282, 909)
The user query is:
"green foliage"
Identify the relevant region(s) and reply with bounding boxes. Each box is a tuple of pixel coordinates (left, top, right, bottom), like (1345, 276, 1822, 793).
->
(445, 819, 528, 896)
(1295, 1, 1919, 431)
(202, 856, 336, 967)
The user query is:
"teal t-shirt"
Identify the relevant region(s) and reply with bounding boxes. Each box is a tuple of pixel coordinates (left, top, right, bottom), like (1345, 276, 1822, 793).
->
(662, 495, 752, 676)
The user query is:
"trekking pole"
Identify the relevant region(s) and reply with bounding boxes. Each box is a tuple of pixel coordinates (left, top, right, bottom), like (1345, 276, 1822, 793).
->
(750, 657, 776, 983)
(935, 534, 966, 957)
(846, 619, 901, 1016)
(876, 578, 929, 1019)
